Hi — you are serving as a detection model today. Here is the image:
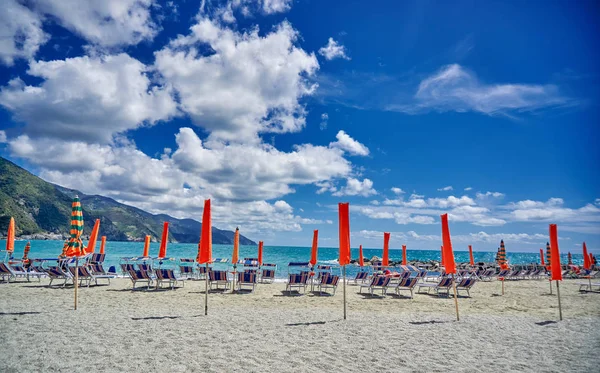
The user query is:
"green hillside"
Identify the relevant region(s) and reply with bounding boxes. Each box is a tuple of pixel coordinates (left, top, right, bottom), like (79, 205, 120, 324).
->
(0, 157, 256, 245)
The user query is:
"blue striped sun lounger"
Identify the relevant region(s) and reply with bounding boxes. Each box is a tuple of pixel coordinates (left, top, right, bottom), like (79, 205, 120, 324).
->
(417, 277, 454, 297)
(316, 274, 340, 295)
(209, 270, 230, 290)
(359, 275, 391, 296)
(236, 271, 257, 292)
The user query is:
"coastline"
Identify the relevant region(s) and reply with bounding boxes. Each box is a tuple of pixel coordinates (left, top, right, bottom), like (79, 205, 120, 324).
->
(1, 277, 598, 372)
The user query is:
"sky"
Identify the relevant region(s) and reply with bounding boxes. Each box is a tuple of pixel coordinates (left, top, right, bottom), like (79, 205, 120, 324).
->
(0, 0, 598, 252)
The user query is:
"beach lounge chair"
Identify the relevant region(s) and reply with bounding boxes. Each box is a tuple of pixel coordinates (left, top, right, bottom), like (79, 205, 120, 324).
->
(68, 266, 93, 287)
(45, 266, 73, 287)
(0, 262, 30, 283)
(359, 275, 391, 296)
(236, 271, 257, 292)
(208, 270, 231, 291)
(84, 264, 114, 285)
(417, 277, 454, 297)
(259, 264, 277, 283)
(316, 274, 340, 295)
(456, 277, 477, 297)
(285, 273, 309, 293)
(121, 263, 135, 276)
(128, 269, 154, 290)
(352, 271, 370, 285)
(155, 269, 185, 290)
(391, 277, 419, 298)
(90, 253, 105, 264)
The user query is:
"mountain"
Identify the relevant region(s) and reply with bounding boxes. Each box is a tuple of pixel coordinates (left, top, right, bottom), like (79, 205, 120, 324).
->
(0, 157, 256, 245)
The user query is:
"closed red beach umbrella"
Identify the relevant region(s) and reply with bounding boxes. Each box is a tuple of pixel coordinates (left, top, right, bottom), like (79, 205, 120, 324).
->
(549, 225, 562, 281)
(198, 199, 212, 264)
(358, 245, 364, 267)
(338, 203, 350, 266)
(402, 244, 407, 266)
(257, 241, 264, 266)
(382, 232, 390, 267)
(142, 235, 151, 257)
(100, 236, 106, 255)
(440, 214, 456, 274)
(158, 222, 169, 259)
(310, 230, 318, 267)
(582, 242, 590, 270)
(468, 245, 474, 266)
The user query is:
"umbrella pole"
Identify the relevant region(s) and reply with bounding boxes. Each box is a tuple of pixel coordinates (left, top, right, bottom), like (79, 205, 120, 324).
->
(556, 280, 563, 321)
(502, 279, 505, 295)
(343, 265, 347, 320)
(204, 263, 209, 316)
(549, 280, 552, 295)
(74, 257, 79, 311)
(452, 273, 459, 321)
(232, 264, 236, 294)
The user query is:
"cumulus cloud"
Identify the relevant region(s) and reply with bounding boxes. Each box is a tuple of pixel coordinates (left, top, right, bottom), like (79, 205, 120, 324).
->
(505, 198, 600, 224)
(0, 0, 49, 65)
(0, 131, 7, 143)
(154, 18, 319, 143)
(329, 130, 369, 156)
(437, 186, 453, 191)
(0, 54, 177, 143)
(333, 178, 376, 197)
(391, 187, 405, 195)
(32, 0, 157, 47)
(464, 187, 472, 191)
(318, 38, 350, 60)
(388, 64, 571, 116)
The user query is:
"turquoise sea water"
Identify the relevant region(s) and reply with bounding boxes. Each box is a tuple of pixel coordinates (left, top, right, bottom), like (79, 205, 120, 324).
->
(2, 240, 586, 279)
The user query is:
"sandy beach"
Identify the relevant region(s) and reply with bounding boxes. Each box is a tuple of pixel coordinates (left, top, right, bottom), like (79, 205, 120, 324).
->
(1, 277, 598, 372)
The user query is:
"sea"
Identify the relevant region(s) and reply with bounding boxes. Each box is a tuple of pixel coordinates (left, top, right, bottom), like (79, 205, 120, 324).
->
(2, 240, 586, 279)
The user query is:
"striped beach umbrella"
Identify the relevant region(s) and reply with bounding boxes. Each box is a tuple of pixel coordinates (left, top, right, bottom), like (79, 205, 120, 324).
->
(546, 242, 552, 269)
(23, 241, 31, 262)
(567, 252, 572, 265)
(64, 196, 84, 257)
(497, 240, 508, 269)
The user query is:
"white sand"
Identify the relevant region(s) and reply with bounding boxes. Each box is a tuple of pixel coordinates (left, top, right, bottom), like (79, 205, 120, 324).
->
(0, 277, 598, 372)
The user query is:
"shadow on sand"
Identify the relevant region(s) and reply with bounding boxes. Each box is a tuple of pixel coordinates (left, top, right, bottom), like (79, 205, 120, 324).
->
(0, 311, 42, 316)
(131, 316, 180, 321)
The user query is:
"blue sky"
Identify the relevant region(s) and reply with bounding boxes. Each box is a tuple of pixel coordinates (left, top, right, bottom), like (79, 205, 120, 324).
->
(0, 0, 598, 252)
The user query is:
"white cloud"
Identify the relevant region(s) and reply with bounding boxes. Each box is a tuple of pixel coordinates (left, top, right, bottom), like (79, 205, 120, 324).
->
(476, 191, 505, 199)
(0, 54, 177, 143)
(154, 18, 319, 143)
(315, 181, 337, 195)
(260, 0, 293, 14)
(437, 186, 453, 191)
(391, 187, 405, 195)
(0, 131, 7, 143)
(320, 113, 328, 130)
(32, 0, 157, 48)
(333, 178, 376, 197)
(370, 200, 380, 206)
(0, 0, 49, 65)
(329, 130, 369, 156)
(464, 187, 472, 191)
(427, 196, 476, 208)
(389, 64, 570, 115)
(318, 38, 350, 61)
